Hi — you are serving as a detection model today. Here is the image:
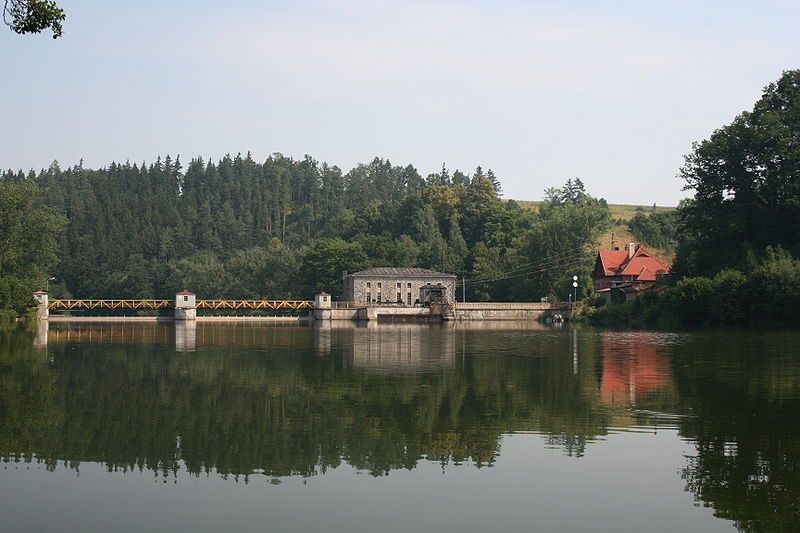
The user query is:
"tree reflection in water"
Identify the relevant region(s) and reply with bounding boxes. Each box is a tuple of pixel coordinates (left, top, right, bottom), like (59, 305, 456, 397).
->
(2, 322, 799, 532)
(671, 332, 800, 533)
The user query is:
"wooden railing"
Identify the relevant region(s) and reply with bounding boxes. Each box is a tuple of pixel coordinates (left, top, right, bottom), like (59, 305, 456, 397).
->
(49, 299, 172, 310)
(196, 300, 313, 310)
(48, 299, 314, 311)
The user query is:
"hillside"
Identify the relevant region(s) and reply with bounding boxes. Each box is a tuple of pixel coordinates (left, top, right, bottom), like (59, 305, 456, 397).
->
(1, 156, 612, 303)
(515, 200, 677, 264)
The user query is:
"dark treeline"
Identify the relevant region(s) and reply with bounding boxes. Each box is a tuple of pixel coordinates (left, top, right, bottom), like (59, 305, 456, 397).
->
(1, 154, 610, 311)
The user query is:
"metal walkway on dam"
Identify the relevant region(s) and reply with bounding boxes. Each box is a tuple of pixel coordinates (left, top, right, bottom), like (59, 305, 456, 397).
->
(47, 299, 314, 311)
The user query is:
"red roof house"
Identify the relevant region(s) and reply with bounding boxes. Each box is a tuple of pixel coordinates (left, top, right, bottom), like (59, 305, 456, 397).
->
(593, 243, 669, 302)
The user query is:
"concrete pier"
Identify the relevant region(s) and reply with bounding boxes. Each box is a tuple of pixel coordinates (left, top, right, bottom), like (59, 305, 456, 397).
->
(312, 292, 332, 320)
(33, 290, 49, 320)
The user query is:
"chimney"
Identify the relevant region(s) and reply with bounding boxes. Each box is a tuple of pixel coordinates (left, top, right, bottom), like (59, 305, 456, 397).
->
(627, 243, 636, 259)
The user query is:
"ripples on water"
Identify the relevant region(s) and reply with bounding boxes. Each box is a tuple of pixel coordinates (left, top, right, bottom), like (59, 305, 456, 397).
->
(1, 321, 798, 532)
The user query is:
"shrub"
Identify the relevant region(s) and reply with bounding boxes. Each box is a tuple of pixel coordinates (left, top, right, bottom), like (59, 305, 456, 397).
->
(742, 248, 800, 326)
(0, 276, 35, 319)
(709, 269, 747, 325)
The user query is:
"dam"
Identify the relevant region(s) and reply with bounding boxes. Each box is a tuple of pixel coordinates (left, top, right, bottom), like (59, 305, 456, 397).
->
(33, 290, 571, 323)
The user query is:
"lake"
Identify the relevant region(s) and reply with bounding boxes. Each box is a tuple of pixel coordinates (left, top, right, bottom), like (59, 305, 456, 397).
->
(1, 321, 798, 532)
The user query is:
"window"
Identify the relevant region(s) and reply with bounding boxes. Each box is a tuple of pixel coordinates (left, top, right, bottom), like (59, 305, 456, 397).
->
(377, 292, 382, 303)
(377, 282, 382, 288)
(407, 282, 411, 288)
(407, 292, 412, 305)
(366, 292, 371, 303)
(183, 295, 188, 302)
(396, 291, 401, 302)
(367, 282, 371, 288)
(396, 282, 401, 288)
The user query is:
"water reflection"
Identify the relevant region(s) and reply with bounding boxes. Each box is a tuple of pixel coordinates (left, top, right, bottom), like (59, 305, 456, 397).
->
(345, 323, 455, 372)
(598, 332, 672, 409)
(671, 333, 800, 533)
(3, 323, 800, 531)
(175, 321, 196, 352)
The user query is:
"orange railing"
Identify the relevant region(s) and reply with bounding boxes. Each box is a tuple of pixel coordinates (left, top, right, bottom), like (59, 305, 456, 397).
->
(49, 299, 172, 310)
(48, 299, 313, 311)
(196, 300, 313, 310)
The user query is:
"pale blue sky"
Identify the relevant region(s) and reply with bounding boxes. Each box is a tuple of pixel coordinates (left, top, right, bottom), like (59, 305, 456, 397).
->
(2, 0, 799, 204)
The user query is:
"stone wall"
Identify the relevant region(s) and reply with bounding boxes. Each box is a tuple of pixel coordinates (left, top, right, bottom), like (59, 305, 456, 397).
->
(453, 303, 570, 321)
(314, 308, 359, 320)
(454, 302, 553, 310)
(357, 306, 432, 321)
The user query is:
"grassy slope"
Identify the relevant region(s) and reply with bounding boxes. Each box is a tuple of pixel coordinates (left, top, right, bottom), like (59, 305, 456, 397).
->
(514, 200, 677, 264)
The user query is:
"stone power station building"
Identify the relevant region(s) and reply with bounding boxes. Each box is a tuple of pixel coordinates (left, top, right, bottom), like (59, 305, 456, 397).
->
(343, 268, 457, 305)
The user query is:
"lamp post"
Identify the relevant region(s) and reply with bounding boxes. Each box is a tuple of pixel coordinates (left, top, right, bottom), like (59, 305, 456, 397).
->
(572, 275, 579, 309)
(46, 277, 55, 293)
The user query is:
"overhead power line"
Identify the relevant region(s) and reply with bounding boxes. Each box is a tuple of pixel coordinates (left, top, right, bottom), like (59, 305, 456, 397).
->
(464, 249, 590, 285)
(465, 248, 585, 281)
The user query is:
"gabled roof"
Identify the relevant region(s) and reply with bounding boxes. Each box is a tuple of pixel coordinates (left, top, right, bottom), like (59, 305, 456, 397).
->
(349, 267, 456, 278)
(619, 248, 670, 277)
(635, 267, 657, 282)
(596, 247, 670, 279)
(597, 250, 630, 276)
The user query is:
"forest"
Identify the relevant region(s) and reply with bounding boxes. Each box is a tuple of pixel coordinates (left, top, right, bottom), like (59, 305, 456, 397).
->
(0, 156, 610, 316)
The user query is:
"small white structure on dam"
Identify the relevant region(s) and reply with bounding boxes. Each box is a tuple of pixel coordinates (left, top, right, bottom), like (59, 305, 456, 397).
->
(174, 290, 196, 320)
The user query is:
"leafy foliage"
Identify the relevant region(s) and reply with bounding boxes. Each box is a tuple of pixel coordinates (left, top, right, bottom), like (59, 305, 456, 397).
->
(675, 69, 800, 277)
(3, 0, 64, 38)
(0, 178, 65, 317)
(627, 210, 678, 250)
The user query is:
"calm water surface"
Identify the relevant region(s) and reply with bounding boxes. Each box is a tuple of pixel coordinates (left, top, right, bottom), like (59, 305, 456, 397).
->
(1, 321, 798, 532)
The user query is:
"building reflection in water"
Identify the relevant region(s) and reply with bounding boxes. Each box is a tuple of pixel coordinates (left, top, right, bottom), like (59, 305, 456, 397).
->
(598, 331, 672, 409)
(44, 321, 174, 346)
(175, 321, 196, 352)
(345, 322, 455, 373)
(33, 320, 49, 350)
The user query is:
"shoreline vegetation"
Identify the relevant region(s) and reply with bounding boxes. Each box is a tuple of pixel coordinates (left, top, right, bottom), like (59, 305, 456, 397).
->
(1, 70, 799, 329)
(574, 247, 800, 328)
(580, 69, 800, 329)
